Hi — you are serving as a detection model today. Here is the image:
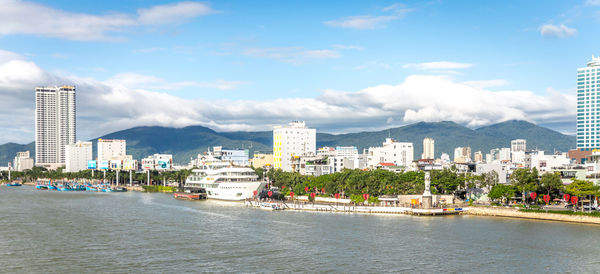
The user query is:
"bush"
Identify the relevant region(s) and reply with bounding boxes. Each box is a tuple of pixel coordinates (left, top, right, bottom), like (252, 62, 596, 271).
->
(350, 194, 365, 204)
(520, 209, 600, 218)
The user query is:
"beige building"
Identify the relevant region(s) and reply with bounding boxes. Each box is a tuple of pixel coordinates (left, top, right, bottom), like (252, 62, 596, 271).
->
(454, 147, 472, 163)
(474, 151, 483, 163)
(251, 153, 274, 168)
(422, 137, 435, 159)
(97, 139, 126, 162)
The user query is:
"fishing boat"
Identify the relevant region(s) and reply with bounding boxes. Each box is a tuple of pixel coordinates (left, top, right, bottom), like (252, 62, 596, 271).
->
(72, 185, 86, 191)
(58, 186, 74, 191)
(35, 184, 48, 190)
(48, 185, 58, 190)
(6, 182, 22, 186)
(86, 186, 98, 192)
(111, 187, 127, 192)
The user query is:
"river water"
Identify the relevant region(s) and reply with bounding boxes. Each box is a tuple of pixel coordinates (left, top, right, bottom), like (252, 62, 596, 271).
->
(1, 186, 599, 273)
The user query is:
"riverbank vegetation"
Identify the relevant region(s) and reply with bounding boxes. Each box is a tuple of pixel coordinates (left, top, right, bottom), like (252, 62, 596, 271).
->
(266, 168, 498, 197)
(0, 166, 192, 186)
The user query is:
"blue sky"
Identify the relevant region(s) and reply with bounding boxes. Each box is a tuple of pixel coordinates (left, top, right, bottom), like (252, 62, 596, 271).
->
(0, 0, 597, 143)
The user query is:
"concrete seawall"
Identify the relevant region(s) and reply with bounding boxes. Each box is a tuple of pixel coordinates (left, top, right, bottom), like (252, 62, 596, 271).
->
(466, 207, 600, 225)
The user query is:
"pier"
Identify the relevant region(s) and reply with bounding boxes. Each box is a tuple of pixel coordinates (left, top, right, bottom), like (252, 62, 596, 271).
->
(245, 200, 463, 216)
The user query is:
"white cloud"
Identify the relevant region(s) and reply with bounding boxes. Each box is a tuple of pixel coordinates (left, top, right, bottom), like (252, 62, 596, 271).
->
(539, 24, 577, 38)
(586, 0, 600, 6)
(332, 44, 364, 51)
(133, 47, 168, 54)
(244, 47, 340, 64)
(137, 1, 214, 25)
(0, 50, 575, 143)
(462, 79, 509, 89)
(325, 4, 413, 30)
(403, 61, 474, 70)
(0, 0, 215, 41)
(106, 72, 247, 91)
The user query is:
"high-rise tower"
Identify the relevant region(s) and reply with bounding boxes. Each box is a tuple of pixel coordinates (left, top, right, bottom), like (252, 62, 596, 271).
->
(35, 86, 76, 168)
(577, 57, 600, 150)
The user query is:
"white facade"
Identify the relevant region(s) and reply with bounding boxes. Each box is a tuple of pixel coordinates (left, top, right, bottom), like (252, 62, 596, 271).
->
(511, 150, 526, 165)
(511, 139, 527, 152)
(65, 141, 92, 173)
(13, 151, 34, 171)
(97, 139, 126, 161)
(35, 86, 76, 167)
(440, 153, 451, 164)
(273, 121, 316, 171)
(475, 163, 509, 185)
(576, 56, 600, 149)
(499, 148, 511, 162)
(422, 137, 435, 159)
(367, 138, 414, 168)
(527, 150, 571, 173)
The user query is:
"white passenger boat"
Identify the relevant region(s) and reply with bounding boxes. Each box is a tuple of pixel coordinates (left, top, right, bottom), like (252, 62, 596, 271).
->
(184, 160, 266, 201)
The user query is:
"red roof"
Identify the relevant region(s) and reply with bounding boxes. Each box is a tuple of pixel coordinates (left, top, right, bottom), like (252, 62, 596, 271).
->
(378, 162, 395, 166)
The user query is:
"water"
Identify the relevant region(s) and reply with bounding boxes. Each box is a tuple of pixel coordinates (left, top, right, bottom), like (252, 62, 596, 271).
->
(1, 186, 600, 273)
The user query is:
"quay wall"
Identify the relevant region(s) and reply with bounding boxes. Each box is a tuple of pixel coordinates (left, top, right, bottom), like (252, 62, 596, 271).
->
(466, 207, 600, 225)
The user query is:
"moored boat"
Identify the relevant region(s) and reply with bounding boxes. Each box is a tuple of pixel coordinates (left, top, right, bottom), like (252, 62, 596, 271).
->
(6, 182, 22, 186)
(35, 184, 48, 190)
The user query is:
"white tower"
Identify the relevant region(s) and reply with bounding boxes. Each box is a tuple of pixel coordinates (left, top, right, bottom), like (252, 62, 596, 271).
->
(35, 86, 76, 168)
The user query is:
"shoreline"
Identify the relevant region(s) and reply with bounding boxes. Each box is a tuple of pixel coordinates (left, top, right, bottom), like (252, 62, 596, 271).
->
(464, 207, 600, 225)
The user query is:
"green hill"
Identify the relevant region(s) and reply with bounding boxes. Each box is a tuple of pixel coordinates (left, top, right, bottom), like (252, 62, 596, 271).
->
(0, 120, 576, 165)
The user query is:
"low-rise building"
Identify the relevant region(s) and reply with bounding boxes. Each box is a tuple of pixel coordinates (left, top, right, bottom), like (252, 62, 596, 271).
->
(65, 141, 92, 173)
(526, 150, 571, 173)
(367, 138, 413, 169)
(251, 153, 274, 168)
(13, 151, 34, 171)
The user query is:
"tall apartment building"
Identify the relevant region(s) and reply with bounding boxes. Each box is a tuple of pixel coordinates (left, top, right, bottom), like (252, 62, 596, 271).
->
(422, 137, 435, 159)
(65, 141, 92, 173)
(35, 86, 76, 168)
(473, 151, 483, 163)
(577, 56, 600, 150)
(273, 121, 316, 171)
(97, 139, 126, 161)
(511, 139, 527, 152)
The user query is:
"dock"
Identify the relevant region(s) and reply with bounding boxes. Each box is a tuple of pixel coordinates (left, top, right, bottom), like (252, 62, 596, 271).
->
(245, 200, 463, 216)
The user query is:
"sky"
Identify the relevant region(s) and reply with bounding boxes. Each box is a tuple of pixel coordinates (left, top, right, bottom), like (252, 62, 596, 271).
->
(0, 0, 597, 144)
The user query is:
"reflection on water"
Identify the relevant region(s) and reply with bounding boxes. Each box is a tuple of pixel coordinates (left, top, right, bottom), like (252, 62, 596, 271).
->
(1, 186, 600, 273)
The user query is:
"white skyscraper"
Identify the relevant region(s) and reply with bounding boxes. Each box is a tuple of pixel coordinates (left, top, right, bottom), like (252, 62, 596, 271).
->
(577, 56, 600, 149)
(273, 121, 316, 171)
(35, 86, 76, 168)
(422, 137, 435, 159)
(65, 141, 92, 173)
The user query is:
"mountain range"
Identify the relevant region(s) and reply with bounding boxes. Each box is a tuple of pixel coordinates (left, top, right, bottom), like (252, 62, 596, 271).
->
(0, 120, 575, 166)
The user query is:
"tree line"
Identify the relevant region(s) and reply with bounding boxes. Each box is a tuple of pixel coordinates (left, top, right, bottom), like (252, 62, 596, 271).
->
(0, 166, 192, 187)
(266, 168, 499, 197)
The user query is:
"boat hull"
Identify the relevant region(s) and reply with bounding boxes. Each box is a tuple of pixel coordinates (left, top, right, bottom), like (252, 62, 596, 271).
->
(204, 182, 267, 201)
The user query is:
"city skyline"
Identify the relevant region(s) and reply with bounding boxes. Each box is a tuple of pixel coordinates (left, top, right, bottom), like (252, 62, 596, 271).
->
(0, 0, 597, 144)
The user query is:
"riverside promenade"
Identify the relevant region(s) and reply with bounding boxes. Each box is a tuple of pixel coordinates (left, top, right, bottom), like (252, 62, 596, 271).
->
(465, 207, 600, 225)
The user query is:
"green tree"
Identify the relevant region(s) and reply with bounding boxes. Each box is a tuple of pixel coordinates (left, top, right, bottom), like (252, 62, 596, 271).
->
(488, 184, 515, 204)
(539, 172, 563, 196)
(511, 168, 539, 204)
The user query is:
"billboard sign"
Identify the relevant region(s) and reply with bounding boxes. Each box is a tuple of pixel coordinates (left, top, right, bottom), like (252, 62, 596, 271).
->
(142, 159, 154, 170)
(110, 160, 122, 170)
(123, 160, 136, 171)
(99, 160, 109, 170)
(87, 160, 97, 170)
(156, 159, 170, 170)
